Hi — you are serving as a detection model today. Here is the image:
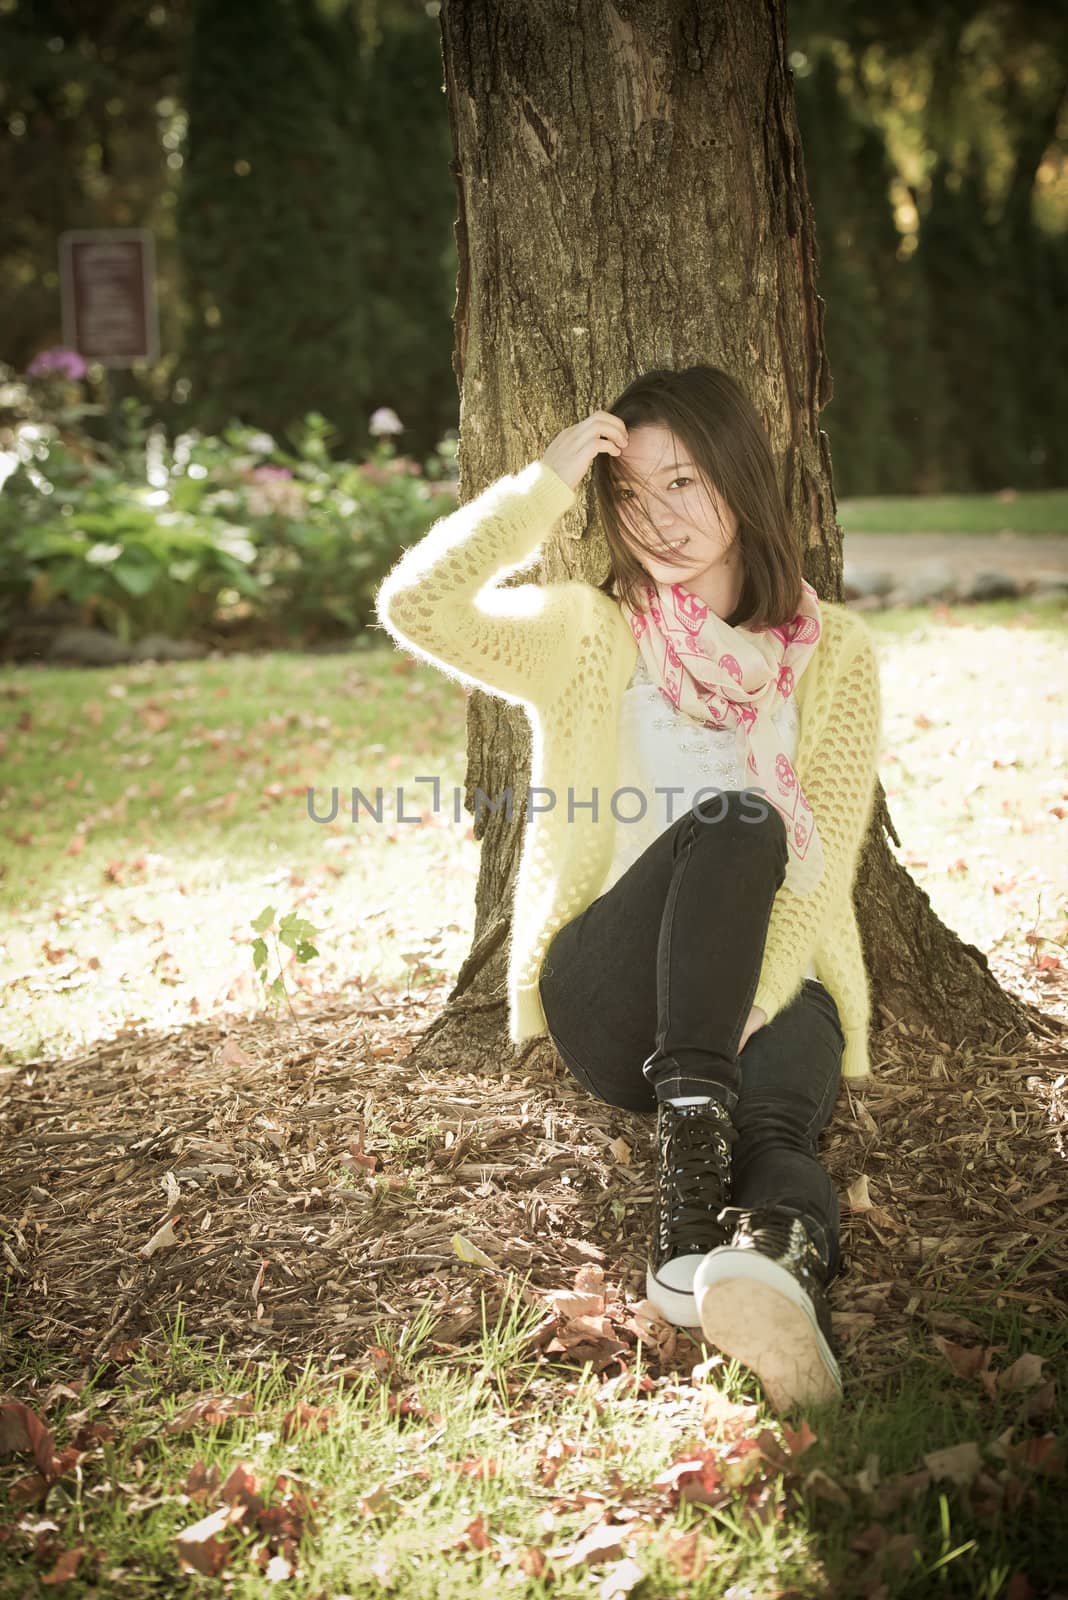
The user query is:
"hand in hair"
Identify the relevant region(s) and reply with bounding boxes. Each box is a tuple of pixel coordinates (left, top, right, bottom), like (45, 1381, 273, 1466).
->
(542, 410, 629, 492)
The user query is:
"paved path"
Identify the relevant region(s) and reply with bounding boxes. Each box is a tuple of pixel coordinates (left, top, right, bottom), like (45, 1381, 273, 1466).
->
(844, 532, 1068, 580)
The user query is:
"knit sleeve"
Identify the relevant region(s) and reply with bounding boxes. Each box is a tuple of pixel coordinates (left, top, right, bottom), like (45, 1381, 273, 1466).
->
(372, 458, 581, 705)
(751, 623, 882, 1026)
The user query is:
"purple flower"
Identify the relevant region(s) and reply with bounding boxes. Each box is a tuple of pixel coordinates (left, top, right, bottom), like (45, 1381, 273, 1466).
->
(26, 346, 88, 381)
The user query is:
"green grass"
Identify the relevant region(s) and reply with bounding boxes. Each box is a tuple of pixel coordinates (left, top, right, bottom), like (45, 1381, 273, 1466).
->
(0, 644, 478, 1062)
(1, 1283, 1064, 1597)
(2, 593, 1065, 1066)
(837, 487, 1068, 536)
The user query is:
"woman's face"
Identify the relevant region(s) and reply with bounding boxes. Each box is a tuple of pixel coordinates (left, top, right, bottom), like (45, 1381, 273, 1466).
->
(613, 423, 739, 584)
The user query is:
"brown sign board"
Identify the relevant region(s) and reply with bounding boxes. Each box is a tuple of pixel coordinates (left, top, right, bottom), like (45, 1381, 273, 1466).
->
(59, 229, 159, 367)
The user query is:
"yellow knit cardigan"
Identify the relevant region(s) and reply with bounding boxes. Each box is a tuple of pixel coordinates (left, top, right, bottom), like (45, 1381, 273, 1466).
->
(374, 458, 883, 1080)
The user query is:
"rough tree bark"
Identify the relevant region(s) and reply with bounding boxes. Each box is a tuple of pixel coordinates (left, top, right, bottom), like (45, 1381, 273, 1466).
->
(405, 0, 1058, 1073)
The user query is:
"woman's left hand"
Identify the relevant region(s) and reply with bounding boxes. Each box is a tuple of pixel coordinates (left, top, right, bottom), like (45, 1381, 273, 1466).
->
(738, 1005, 767, 1052)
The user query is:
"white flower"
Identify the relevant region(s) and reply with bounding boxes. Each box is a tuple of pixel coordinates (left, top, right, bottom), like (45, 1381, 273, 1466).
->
(86, 541, 122, 565)
(369, 406, 403, 436)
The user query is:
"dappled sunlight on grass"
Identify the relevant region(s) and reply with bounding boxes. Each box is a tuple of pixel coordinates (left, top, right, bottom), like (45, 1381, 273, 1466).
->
(0, 648, 477, 1061)
(2, 596, 1065, 1062)
(869, 600, 1068, 992)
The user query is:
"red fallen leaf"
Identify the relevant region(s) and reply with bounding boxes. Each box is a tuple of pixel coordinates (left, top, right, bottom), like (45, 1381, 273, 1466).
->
(163, 1392, 255, 1434)
(280, 1403, 334, 1440)
(1006, 1574, 1037, 1600)
(517, 1547, 550, 1576)
(384, 1390, 436, 1422)
(40, 1547, 83, 1586)
(71, 1422, 115, 1451)
(185, 1460, 221, 1500)
(597, 1367, 656, 1401)
(8, 1472, 50, 1507)
(175, 1504, 241, 1576)
(366, 1346, 394, 1381)
(781, 1418, 818, 1458)
(0, 1402, 60, 1480)
(662, 1526, 711, 1580)
(447, 1457, 499, 1479)
(219, 1463, 264, 1518)
(107, 1339, 140, 1362)
(452, 1513, 493, 1553)
(257, 1494, 311, 1544)
(650, 1450, 730, 1507)
(538, 1437, 580, 1487)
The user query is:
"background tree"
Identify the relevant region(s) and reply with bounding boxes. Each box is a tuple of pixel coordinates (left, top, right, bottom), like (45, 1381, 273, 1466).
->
(3, 0, 1064, 486)
(176, 0, 366, 453)
(400, 0, 1056, 1076)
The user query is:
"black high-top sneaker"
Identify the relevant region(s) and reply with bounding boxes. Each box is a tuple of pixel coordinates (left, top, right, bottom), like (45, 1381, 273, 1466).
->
(645, 1098, 735, 1330)
(692, 1204, 842, 1412)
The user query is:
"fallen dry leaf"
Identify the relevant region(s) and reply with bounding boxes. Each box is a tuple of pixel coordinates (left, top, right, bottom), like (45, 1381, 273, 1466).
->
(598, 1554, 645, 1599)
(39, 1547, 83, 1586)
(931, 1336, 995, 1380)
(662, 1525, 711, 1580)
(451, 1513, 493, 1553)
(164, 1392, 255, 1435)
(451, 1232, 496, 1268)
(552, 1519, 636, 1569)
(923, 1440, 983, 1486)
(280, 1403, 334, 1441)
(0, 1401, 59, 1480)
(175, 1503, 242, 1576)
(139, 1216, 180, 1258)
(802, 1467, 851, 1505)
(996, 1353, 1045, 1394)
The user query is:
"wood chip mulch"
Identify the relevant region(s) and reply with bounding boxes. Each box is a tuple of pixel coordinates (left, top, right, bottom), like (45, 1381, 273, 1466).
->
(2, 962, 1066, 1390)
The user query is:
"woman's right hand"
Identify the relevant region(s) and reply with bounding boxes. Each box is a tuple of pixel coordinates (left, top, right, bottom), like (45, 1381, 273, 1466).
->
(541, 411, 629, 492)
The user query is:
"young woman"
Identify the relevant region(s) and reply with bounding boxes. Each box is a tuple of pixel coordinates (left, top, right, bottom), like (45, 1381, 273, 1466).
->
(375, 365, 882, 1413)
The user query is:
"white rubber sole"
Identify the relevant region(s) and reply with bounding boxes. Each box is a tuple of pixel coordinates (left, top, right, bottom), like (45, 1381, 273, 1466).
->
(645, 1259, 702, 1331)
(692, 1247, 842, 1412)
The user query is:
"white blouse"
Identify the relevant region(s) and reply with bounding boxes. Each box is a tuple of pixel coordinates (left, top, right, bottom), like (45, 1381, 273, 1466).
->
(594, 651, 818, 983)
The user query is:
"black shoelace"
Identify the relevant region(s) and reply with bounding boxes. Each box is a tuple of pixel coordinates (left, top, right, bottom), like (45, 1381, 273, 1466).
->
(656, 1104, 733, 1255)
(718, 1204, 829, 1285)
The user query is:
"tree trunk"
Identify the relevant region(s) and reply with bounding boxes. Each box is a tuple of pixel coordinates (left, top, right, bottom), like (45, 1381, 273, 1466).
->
(404, 0, 1059, 1074)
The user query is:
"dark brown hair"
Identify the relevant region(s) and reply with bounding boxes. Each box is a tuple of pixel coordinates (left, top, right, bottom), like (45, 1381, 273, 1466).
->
(591, 364, 804, 629)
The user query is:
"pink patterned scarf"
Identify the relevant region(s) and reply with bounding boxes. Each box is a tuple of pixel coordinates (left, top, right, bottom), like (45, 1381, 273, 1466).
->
(619, 576, 825, 897)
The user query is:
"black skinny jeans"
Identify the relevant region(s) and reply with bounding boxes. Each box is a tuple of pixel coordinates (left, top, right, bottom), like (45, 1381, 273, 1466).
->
(537, 789, 845, 1278)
